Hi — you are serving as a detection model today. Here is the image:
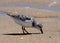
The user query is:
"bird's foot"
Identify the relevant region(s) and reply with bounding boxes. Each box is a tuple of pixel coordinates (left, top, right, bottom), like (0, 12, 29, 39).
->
(41, 32, 43, 34)
(23, 32, 30, 35)
(26, 32, 30, 34)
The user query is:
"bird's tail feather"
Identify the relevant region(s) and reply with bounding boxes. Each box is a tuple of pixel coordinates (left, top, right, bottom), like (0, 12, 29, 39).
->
(6, 13, 15, 17)
(6, 13, 11, 16)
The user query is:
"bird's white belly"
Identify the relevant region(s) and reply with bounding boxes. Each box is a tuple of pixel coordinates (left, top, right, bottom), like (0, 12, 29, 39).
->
(13, 18, 33, 27)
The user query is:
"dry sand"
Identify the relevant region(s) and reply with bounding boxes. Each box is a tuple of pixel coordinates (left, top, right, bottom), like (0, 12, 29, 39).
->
(0, 15, 60, 43)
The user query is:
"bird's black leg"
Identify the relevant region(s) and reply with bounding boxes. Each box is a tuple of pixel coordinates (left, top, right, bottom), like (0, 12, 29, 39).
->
(22, 26, 25, 34)
(23, 28, 29, 34)
(22, 26, 29, 34)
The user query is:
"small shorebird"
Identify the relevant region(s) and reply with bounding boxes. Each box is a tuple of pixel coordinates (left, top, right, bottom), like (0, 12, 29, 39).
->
(6, 13, 43, 34)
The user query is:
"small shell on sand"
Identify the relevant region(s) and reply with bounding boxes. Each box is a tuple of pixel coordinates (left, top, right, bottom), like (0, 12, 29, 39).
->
(20, 37, 24, 40)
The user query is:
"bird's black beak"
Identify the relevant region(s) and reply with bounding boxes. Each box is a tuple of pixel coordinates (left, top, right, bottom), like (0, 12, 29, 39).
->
(37, 24, 43, 34)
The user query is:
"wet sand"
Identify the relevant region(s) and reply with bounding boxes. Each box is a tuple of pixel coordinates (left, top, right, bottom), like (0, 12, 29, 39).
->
(0, 0, 60, 8)
(0, 8, 60, 18)
(0, 0, 52, 7)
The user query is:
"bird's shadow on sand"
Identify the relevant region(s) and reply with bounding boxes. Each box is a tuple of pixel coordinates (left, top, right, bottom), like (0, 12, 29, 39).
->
(3, 33, 41, 36)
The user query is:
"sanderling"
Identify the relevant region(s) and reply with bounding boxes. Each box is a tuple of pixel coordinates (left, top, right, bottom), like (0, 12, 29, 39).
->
(6, 13, 43, 34)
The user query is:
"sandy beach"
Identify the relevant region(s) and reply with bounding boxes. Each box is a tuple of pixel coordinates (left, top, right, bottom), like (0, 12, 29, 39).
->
(0, 15, 60, 43)
(0, 0, 60, 43)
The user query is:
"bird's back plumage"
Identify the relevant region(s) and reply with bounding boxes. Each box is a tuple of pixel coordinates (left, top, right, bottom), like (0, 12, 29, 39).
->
(6, 14, 35, 27)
